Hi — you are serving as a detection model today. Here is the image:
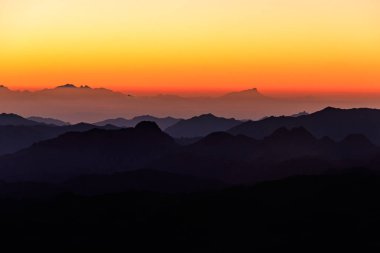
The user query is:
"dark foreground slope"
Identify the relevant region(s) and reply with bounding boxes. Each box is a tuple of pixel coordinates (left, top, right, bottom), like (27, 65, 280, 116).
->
(1, 172, 380, 252)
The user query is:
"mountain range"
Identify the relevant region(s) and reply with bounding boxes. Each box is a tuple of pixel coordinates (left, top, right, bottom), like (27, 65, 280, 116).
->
(0, 119, 379, 184)
(2, 84, 379, 122)
(229, 107, 380, 145)
(1, 106, 380, 251)
(3, 106, 380, 155)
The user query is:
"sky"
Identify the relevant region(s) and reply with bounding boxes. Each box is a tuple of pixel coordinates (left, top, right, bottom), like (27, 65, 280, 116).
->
(1, 0, 379, 95)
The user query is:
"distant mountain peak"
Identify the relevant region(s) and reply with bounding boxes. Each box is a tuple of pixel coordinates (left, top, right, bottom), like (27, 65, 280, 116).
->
(55, 84, 92, 89)
(0, 85, 9, 90)
(246, 88, 258, 92)
(56, 84, 77, 89)
(222, 88, 264, 99)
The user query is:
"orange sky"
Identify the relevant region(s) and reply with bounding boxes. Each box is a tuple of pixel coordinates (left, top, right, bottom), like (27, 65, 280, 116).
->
(0, 0, 379, 95)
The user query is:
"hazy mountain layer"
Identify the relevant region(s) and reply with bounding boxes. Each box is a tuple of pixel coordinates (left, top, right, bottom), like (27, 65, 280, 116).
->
(2, 84, 379, 122)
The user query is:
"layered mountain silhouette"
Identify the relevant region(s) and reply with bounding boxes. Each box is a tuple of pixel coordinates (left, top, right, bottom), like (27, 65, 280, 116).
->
(154, 127, 380, 183)
(0, 121, 378, 184)
(3, 84, 376, 122)
(95, 115, 180, 129)
(165, 114, 242, 137)
(230, 107, 380, 145)
(1, 105, 380, 251)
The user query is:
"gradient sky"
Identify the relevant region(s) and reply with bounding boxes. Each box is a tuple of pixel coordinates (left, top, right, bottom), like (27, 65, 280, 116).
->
(1, 0, 379, 95)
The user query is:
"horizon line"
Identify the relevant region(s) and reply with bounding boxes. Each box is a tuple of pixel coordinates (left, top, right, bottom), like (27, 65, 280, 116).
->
(2, 83, 380, 98)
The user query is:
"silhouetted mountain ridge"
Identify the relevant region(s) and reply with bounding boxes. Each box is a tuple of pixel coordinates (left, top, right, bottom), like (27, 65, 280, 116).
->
(28, 116, 70, 126)
(0, 113, 41, 126)
(165, 113, 242, 137)
(153, 126, 380, 183)
(0, 123, 119, 155)
(229, 107, 380, 145)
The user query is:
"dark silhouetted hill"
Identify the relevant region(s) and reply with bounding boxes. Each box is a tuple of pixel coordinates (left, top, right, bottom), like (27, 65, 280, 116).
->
(0, 113, 41, 126)
(165, 113, 242, 138)
(229, 107, 380, 145)
(0, 123, 118, 155)
(0, 122, 177, 181)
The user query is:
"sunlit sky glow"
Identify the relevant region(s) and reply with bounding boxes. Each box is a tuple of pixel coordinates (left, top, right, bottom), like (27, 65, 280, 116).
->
(1, 0, 379, 95)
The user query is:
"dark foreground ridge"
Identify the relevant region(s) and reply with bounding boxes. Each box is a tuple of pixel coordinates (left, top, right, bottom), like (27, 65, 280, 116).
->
(1, 172, 380, 251)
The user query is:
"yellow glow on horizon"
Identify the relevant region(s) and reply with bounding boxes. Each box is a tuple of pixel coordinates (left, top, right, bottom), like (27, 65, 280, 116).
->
(1, 0, 380, 94)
